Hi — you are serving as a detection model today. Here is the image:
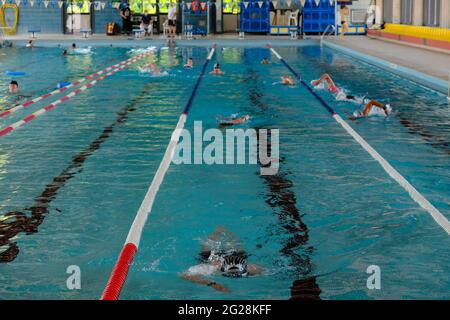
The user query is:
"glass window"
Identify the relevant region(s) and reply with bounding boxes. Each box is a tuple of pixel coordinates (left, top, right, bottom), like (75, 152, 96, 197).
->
(400, 0, 413, 25)
(383, 0, 393, 23)
(423, 0, 440, 26)
(223, 0, 240, 14)
(67, 0, 91, 14)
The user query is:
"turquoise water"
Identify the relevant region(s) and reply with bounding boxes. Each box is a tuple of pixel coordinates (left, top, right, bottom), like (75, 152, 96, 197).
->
(0, 44, 449, 300)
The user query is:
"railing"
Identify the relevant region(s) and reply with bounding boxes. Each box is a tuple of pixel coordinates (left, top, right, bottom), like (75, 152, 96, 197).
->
(320, 24, 336, 45)
(448, 74, 450, 102)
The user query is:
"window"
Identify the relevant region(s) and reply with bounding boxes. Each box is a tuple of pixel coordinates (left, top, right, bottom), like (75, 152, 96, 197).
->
(400, 0, 413, 25)
(423, 0, 440, 26)
(351, 9, 366, 24)
(383, 0, 393, 23)
(223, 0, 240, 14)
(67, 0, 91, 14)
(130, 0, 157, 14)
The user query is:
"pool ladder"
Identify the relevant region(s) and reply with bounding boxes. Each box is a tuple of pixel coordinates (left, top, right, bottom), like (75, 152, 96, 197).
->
(320, 24, 336, 46)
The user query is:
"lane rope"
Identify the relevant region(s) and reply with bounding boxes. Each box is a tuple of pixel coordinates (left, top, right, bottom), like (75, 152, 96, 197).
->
(0, 51, 153, 119)
(268, 44, 450, 236)
(101, 44, 216, 300)
(0, 53, 149, 137)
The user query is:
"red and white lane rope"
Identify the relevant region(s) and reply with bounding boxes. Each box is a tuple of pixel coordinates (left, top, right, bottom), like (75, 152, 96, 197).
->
(268, 45, 450, 236)
(101, 44, 217, 300)
(0, 53, 149, 137)
(0, 51, 153, 119)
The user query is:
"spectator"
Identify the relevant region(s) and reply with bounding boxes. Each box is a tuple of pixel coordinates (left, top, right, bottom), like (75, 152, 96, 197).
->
(120, 2, 132, 35)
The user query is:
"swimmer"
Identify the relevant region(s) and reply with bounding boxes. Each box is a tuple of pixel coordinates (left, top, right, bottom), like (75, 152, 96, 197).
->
(139, 63, 161, 74)
(351, 99, 391, 119)
(210, 63, 225, 75)
(311, 73, 339, 94)
(26, 40, 34, 48)
(63, 49, 68, 56)
(8, 80, 19, 94)
(181, 226, 264, 293)
(281, 75, 295, 86)
(184, 57, 193, 69)
(312, 73, 364, 103)
(71, 43, 77, 50)
(261, 58, 269, 65)
(218, 114, 250, 127)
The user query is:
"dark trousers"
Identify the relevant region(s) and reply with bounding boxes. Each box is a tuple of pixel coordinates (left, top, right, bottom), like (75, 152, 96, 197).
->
(122, 18, 132, 34)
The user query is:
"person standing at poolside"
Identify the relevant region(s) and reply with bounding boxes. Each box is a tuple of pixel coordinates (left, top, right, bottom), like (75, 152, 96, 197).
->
(120, 2, 132, 35)
(168, 4, 177, 38)
(339, 5, 350, 39)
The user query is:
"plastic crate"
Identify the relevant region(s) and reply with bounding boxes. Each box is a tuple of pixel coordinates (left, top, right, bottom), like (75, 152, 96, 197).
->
(302, 0, 335, 34)
(240, 0, 270, 33)
(183, 5, 208, 35)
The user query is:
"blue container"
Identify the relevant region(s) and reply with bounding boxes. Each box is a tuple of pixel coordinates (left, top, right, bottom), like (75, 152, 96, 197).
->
(240, 1, 270, 33)
(302, 0, 335, 34)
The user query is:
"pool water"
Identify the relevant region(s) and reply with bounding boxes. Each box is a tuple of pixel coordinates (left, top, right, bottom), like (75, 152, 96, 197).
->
(0, 44, 449, 300)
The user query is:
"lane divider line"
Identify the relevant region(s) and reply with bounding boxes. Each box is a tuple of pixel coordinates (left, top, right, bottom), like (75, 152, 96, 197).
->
(0, 51, 153, 119)
(0, 53, 150, 138)
(101, 44, 216, 300)
(268, 44, 450, 236)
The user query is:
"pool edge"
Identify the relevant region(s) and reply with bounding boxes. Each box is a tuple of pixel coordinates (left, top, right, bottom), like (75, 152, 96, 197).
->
(322, 40, 448, 95)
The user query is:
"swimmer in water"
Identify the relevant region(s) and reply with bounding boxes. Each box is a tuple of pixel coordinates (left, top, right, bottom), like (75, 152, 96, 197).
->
(281, 75, 295, 86)
(312, 73, 365, 103)
(71, 43, 77, 50)
(26, 40, 34, 48)
(210, 63, 225, 75)
(184, 57, 193, 69)
(218, 114, 250, 127)
(311, 73, 340, 94)
(261, 58, 269, 65)
(9, 80, 19, 94)
(352, 99, 391, 118)
(139, 63, 161, 74)
(181, 226, 264, 293)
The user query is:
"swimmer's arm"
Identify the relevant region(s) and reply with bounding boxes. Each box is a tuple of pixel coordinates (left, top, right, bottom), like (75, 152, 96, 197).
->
(181, 272, 230, 293)
(363, 99, 386, 116)
(247, 264, 264, 276)
(208, 225, 227, 241)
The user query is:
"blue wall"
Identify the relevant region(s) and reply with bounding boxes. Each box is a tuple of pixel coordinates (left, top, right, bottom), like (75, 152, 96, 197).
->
(11, 4, 122, 34)
(17, 5, 63, 34)
(93, 7, 122, 33)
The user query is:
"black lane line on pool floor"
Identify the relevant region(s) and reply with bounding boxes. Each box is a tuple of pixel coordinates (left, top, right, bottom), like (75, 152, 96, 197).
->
(243, 60, 321, 300)
(0, 83, 154, 263)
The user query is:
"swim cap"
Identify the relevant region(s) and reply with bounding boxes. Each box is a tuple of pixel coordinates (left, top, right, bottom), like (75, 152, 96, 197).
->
(10, 80, 18, 86)
(221, 254, 248, 278)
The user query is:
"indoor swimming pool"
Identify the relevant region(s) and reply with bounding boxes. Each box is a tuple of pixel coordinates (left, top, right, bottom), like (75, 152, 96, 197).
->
(0, 42, 449, 299)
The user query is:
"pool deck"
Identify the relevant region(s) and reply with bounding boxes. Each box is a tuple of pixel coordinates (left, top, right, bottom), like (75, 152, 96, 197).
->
(324, 36, 450, 82)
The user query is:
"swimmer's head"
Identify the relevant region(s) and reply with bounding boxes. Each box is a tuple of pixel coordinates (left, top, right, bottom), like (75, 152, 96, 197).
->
(9, 80, 19, 93)
(63, 49, 68, 55)
(71, 43, 76, 49)
(214, 63, 220, 69)
(243, 115, 250, 121)
(385, 104, 392, 114)
(221, 254, 248, 278)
